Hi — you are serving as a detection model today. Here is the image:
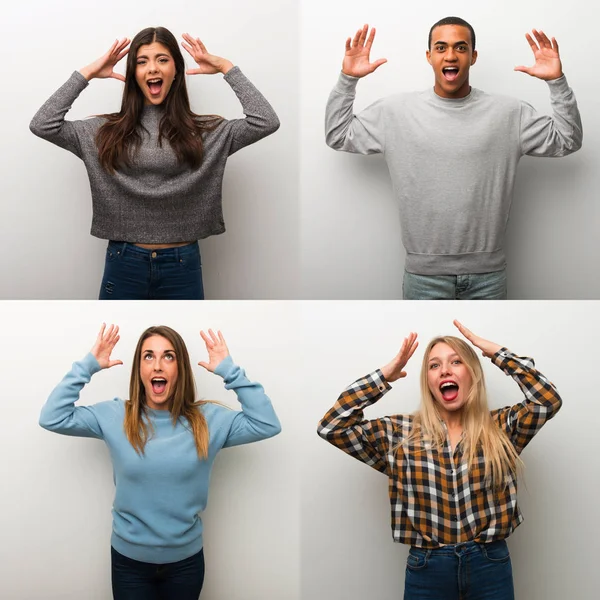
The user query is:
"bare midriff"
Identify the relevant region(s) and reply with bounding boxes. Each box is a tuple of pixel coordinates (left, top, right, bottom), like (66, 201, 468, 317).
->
(133, 241, 196, 250)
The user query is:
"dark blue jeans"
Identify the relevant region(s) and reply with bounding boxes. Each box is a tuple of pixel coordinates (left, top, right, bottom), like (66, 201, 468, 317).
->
(404, 540, 514, 600)
(111, 546, 205, 600)
(99, 241, 204, 300)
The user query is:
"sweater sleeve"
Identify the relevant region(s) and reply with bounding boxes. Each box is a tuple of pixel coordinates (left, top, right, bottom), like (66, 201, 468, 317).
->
(29, 71, 95, 159)
(491, 349, 562, 454)
(324, 72, 386, 154)
(316, 370, 396, 475)
(39, 353, 110, 439)
(519, 75, 582, 157)
(213, 356, 281, 447)
(220, 66, 280, 156)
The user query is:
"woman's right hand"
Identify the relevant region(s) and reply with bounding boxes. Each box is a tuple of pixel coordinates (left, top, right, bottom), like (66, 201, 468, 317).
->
(90, 323, 123, 369)
(79, 38, 130, 82)
(380, 332, 418, 382)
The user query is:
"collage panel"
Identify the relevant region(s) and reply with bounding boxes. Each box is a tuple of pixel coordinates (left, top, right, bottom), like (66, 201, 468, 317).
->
(301, 300, 599, 599)
(300, 0, 597, 300)
(1, 0, 298, 300)
(0, 301, 301, 599)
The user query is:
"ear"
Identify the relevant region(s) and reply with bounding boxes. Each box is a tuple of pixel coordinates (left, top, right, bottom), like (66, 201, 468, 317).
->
(426, 50, 432, 65)
(471, 50, 478, 66)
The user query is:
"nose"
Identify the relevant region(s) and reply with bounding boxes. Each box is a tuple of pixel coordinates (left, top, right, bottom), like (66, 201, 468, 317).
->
(445, 48, 457, 61)
(440, 363, 453, 377)
(152, 358, 162, 371)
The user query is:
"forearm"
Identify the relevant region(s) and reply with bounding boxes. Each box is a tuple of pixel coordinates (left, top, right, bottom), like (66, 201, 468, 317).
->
(222, 67, 280, 153)
(29, 71, 89, 156)
(520, 75, 583, 156)
(216, 356, 281, 445)
(39, 353, 104, 438)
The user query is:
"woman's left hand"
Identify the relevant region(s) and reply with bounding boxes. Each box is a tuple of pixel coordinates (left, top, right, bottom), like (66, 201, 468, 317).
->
(453, 320, 503, 358)
(198, 329, 230, 372)
(181, 34, 233, 75)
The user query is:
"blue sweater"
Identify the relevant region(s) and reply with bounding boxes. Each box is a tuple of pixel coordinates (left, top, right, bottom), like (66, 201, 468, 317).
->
(39, 353, 281, 564)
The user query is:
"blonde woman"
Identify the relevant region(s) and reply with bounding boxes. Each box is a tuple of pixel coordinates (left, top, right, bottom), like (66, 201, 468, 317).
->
(317, 320, 562, 600)
(40, 324, 281, 599)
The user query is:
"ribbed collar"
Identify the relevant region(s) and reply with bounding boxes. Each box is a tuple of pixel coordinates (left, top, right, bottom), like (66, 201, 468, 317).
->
(426, 86, 478, 109)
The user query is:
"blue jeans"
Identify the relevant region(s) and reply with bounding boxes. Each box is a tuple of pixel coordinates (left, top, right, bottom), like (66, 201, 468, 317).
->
(404, 540, 514, 600)
(99, 241, 204, 300)
(111, 546, 205, 600)
(403, 269, 507, 300)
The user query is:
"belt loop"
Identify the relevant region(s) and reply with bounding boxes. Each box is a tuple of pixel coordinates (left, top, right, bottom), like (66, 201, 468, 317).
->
(120, 242, 127, 257)
(175, 246, 181, 262)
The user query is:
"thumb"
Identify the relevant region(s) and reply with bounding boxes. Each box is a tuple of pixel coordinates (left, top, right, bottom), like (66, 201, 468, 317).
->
(111, 72, 126, 82)
(513, 65, 531, 75)
(372, 58, 387, 70)
(198, 361, 210, 370)
(186, 68, 203, 75)
(108, 359, 123, 368)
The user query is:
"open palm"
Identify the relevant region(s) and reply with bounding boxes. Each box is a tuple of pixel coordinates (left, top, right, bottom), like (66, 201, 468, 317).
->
(514, 29, 563, 81)
(342, 24, 387, 78)
(198, 329, 230, 372)
(90, 323, 123, 369)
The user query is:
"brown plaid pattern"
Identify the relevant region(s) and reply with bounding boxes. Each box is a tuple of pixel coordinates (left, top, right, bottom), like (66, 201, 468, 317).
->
(317, 349, 562, 548)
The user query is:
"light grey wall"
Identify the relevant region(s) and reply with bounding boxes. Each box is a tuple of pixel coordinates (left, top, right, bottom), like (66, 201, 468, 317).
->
(300, 0, 598, 299)
(301, 300, 599, 599)
(0, 301, 301, 599)
(1, 0, 298, 299)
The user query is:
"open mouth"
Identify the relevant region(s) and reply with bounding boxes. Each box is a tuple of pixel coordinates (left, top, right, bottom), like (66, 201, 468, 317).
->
(151, 377, 167, 394)
(147, 78, 163, 96)
(440, 380, 459, 402)
(442, 67, 459, 82)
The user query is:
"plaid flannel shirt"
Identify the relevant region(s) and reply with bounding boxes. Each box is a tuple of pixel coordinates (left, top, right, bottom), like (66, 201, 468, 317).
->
(317, 349, 562, 548)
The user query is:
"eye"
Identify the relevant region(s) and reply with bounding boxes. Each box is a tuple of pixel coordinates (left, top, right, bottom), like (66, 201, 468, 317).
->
(164, 353, 175, 361)
(457, 45, 467, 52)
(429, 362, 439, 369)
(137, 60, 147, 65)
(159, 58, 169, 63)
(143, 353, 153, 360)
(452, 359, 462, 365)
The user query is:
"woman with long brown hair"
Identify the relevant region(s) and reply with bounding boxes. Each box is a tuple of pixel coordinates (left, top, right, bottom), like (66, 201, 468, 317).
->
(317, 320, 562, 600)
(40, 324, 281, 599)
(30, 26, 280, 299)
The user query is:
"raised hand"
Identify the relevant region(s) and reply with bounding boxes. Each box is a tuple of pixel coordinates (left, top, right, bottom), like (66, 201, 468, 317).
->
(181, 33, 233, 75)
(79, 38, 130, 82)
(198, 329, 230, 372)
(514, 29, 563, 81)
(342, 24, 387, 78)
(90, 323, 123, 369)
(380, 332, 419, 382)
(453, 320, 503, 358)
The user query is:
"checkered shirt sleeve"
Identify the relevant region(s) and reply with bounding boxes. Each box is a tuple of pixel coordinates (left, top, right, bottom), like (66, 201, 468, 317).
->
(491, 349, 563, 454)
(317, 369, 409, 476)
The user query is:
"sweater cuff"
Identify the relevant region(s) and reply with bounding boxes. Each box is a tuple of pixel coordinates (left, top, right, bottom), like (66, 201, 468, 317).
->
(71, 70, 90, 91)
(82, 352, 103, 376)
(214, 355, 236, 380)
(546, 74, 570, 93)
(333, 71, 360, 95)
(223, 65, 243, 84)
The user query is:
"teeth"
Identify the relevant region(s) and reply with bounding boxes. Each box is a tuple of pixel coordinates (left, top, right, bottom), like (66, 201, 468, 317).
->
(440, 382, 457, 389)
(152, 378, 166, 383)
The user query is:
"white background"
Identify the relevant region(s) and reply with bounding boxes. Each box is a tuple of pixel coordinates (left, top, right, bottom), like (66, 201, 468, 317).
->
(300, 0, 599, 299)
(1, 0, 298, 299)
(0, 301, 302, 599)
(301, 300, 599, 599)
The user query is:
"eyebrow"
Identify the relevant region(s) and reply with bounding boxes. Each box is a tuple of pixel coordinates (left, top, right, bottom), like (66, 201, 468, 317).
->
(136, 53, 171, 59)
(142, 349, 176, 354)
(433, 40, 470, 47)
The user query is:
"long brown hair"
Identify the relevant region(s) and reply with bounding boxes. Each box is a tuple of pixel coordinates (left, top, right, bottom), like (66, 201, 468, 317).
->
(95, 27, 223, 173)
(125, 325, 211, 458)
(403, 336, 522, 488)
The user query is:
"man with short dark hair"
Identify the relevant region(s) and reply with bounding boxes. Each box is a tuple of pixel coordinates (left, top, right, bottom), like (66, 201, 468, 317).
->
(325, 18, 582, 299)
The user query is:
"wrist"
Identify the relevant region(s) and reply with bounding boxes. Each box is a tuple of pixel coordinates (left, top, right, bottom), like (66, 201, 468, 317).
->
(79, 66, 95, 81)
(219, 59, 234, 74)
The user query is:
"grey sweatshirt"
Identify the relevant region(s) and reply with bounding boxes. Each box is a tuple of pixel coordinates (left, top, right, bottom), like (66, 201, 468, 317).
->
(30, 68, 280, 243)
(325, 73, 582, 275)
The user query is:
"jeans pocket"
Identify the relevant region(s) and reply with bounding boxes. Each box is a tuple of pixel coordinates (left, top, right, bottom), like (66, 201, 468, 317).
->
(179, 247, 202, 272)
(406, 548, 430, 571)
(480, 541, 510, 563)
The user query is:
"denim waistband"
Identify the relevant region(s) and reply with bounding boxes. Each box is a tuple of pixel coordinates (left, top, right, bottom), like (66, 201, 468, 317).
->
(107, 241, 199, 262)
(411, 540, 507, 556)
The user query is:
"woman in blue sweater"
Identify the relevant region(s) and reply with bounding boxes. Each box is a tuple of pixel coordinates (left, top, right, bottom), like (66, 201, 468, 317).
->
(39, 324, 282, 599)
(30, 27, 280, 300)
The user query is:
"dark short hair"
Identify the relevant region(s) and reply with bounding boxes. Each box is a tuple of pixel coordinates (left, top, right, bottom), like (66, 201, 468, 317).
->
(428, 16, 476, 51)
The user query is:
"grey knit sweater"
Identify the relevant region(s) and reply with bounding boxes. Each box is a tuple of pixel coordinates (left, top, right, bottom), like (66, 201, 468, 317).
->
(325, 73, 582, 275)
(30, 68, 280, 243)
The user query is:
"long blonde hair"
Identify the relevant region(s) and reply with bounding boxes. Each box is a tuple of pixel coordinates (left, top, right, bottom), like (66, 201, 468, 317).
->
(125, 325, 211, 458)
(404, 336, 522, 488)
